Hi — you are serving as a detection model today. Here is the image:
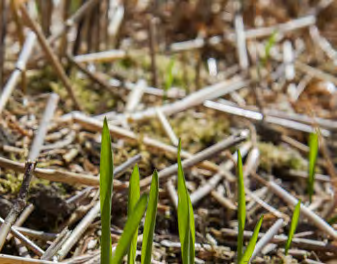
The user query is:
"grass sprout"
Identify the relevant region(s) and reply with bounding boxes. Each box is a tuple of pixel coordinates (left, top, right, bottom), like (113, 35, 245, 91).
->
(308, 132, 318, 203)
(240, 215, 264, 264)
(164, 57, 175, 100)
(127, 165, 140, 264)
(112, 194, 148, 263)
(237, 150, 245, 262)
(177, 140, 195, 264)
(285, 200, 301, 255)
(141, 170, 159, 264)
(100, 118, 114, 264)
(263, 31, 277, 65)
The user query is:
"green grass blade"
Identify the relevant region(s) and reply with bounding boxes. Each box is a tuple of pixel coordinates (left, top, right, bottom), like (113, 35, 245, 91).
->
(164, 57, 175, 101)
(240, 215, 264, 264)
(308, 132, 318, 203)
(263, 31, 277, 65)
(237, 150, 245, 262)
(112, 194, 148, 264)
(188, 196, 195, 263)
(127, 165, 140, 264)
(177, 140, 195, 264)
(100, 118, 114, 264)
(141, 170, 159, 264)
(285, 200, 301, 255)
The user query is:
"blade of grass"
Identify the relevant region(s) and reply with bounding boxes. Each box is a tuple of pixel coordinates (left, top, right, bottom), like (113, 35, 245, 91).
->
(263, 31, 277, 65)
(127, 165, 140, 264)
(164, 57, 175, 101)
(240, 215, 264, 264)
(177, 140, 195, 264)
(308, 132, 318, 203)
(141, 170, 159, 264)
(100, 118, 114, 264)
(112, 194, 148, 264)
(285, 200, 301, 255)
(237, 150, 245, 262)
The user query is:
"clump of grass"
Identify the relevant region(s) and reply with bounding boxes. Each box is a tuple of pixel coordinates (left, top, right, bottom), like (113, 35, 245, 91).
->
(308, 132, 318, 203)
(141, 170, 159, 264)
(177, 140, 195, 264)
(99, 123, 265, 264)
(285, 200, 301, 255)
(236, 150, 263, 263)
(100, 119, 149, 264)
(100, 118, 114, 264)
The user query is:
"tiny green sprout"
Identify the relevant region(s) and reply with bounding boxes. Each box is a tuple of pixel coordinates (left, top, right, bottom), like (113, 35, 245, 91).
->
(177, 140, 195, 264)
(285, 200, 301, 255)
(112, 194, 148, 264)
(163, 57, 175, 101)
(127, 165, 140, 264)
(263, 31, 277, 65)
(240, 215, 264, 264)
(100, 118, 114, 264)
(308, 132, 318, 203)
(237, 150, 245, 262)
(141, 170, 159, 264)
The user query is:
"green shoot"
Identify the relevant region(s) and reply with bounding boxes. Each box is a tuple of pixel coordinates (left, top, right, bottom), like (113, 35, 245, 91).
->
(263, 31, 277, 65)
(308, 132, 318, 203)
(141, 170, 159, 264)
(237, 150, 245, 262)
(240, 215, 264, 264)
(177, 140, 195, 264)
(285, 200, 301, 255)
(127, 165, 140, 264)
(112, 194, 148, 264)
(164, 57, 175, 101)
(100, 118, 114, 264)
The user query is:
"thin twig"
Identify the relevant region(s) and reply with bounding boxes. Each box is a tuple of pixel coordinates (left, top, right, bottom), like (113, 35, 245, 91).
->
(139, 131, 249, 188)
(0, 31, 36, 113)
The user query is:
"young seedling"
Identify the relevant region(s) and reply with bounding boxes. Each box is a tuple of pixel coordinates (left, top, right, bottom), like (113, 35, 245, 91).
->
(127, 165, 140, 264)
(100, 119, 148, 264)
(177, 140, 195, 264)
(163, 57, 175, 101)
(285, 200, 301, 255)
(263, 31, 277, 66)
(141, 170, 159, 264)
(237, 150, 245, 262)
(112, 194, 148, 264)
(100, 118, 114, 264)
(308, 132, 318, 203)
(240, 215, 264, 264)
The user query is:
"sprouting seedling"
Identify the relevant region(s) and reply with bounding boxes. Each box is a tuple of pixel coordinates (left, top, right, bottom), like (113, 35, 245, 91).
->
(177, 139, 195, 264)
(100, 118, 114, 264)
(127, 165, 140, 264)
(141, 170, 159, 264)
(285, 200, 301, 255)
(263, 31, 277, 65)
(112, 194, 148, 264)
(237, 150, 245, 262)
(163, 57, 175, 101)
(308, 132, 318, 203)
(240, 215, 264, 264)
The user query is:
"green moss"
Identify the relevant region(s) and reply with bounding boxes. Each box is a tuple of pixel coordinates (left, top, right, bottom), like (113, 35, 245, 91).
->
(0, 172, 23, 194)
(258, 142, 306, 172)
